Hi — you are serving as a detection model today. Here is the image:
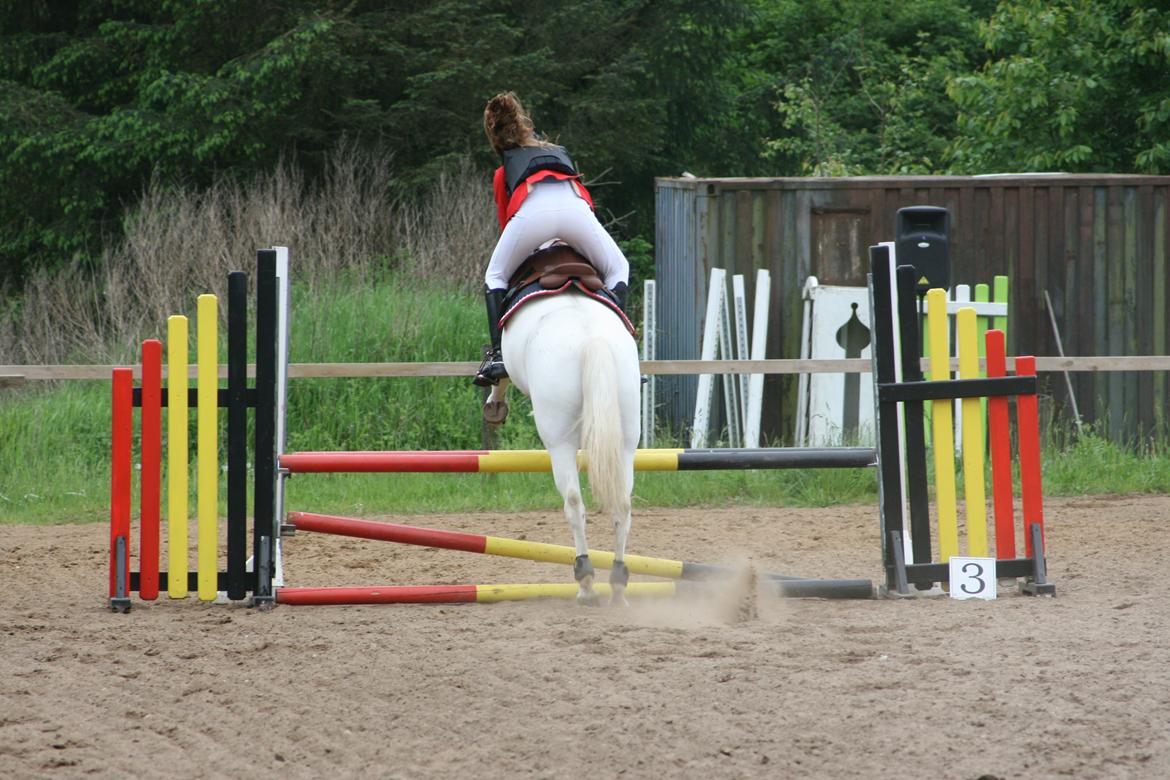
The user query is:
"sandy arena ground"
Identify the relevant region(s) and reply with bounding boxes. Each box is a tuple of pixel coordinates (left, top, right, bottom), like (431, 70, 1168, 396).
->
(2, 495, 1169, 779)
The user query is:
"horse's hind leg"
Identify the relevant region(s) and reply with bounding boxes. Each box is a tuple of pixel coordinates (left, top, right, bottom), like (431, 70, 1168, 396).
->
(608, 456, 635, 607)
(608, 506, 631, 607)
(548, 443, 599, 605)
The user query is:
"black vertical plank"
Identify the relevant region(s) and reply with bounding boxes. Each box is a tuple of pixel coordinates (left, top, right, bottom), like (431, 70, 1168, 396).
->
(869, 244, 904, 592)
(226, 271, 248, 600)
(895, 264, 932, 579)
(252, 249, 277, 605)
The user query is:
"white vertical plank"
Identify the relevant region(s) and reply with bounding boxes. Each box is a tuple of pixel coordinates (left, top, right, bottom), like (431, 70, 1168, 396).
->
(641, 279, 656, 447)
(745, 270, 770, 448)
(732, 274, 750, 436)
(718, 275, 741, 448)
(272, 245, 291, 588)
(795, 276, 817, 447)
(691, 268, 725, 448)
(880, 242, 914, 566)
(952, 284, 970, 453)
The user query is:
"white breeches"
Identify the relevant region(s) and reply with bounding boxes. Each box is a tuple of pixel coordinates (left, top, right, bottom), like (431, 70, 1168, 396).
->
(484, 180, 630, 291)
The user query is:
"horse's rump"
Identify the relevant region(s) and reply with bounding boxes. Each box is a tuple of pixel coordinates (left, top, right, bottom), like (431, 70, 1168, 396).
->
(505, 293, 639, 514)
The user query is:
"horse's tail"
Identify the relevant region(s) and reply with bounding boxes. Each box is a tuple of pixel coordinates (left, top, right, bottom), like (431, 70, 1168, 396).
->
(580, 338, 628, 514)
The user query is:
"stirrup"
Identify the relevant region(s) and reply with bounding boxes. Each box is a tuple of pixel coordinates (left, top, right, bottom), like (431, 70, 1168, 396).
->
(473, 347, 508, 387)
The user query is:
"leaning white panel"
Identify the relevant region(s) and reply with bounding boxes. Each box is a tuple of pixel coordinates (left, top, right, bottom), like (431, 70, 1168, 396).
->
(799, 280, 876, 448)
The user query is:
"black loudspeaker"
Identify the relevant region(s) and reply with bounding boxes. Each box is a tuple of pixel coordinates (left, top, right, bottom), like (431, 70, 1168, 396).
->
(895, 206, 951, 293)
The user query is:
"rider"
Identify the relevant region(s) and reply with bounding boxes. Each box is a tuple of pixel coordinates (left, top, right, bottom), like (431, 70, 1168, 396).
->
(473, 91, 630, 387)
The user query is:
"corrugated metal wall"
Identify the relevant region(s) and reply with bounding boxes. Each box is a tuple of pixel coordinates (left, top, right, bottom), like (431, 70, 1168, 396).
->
(654, 174, 1170, 444)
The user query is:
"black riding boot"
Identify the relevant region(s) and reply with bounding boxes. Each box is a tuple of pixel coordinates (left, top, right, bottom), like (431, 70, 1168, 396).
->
(611, 281, 629, 316)
(473, 287, 509, 387)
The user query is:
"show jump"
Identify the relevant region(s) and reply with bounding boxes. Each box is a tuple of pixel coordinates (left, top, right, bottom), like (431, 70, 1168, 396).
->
(108, 216, 1055, 612)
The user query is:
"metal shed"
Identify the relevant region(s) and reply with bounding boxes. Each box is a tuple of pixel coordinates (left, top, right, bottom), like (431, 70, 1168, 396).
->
(653, 174, 1170, 444)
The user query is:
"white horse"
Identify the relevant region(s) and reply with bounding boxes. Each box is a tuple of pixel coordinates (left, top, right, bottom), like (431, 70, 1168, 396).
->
(483, 279, 641, 605)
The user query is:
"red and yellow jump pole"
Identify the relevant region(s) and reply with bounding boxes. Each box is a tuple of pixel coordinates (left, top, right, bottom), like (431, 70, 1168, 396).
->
(280, 512, 875, 600)
(278, 446, 876, 473)
(276, 582, 680, 606)
(287, 511, 685, 578)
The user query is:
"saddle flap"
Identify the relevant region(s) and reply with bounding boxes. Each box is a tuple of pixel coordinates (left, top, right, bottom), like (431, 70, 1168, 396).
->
(539, 262, 603, 291)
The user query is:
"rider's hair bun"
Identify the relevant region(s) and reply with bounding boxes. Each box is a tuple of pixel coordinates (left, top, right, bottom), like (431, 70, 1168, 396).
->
(484, 92, 537, 155)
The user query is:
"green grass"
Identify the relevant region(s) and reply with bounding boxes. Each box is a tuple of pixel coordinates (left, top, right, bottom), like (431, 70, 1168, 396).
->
(1041, 428, 1170, 494)
(0, 382, 115, 523)
(283, 466, 879, 519)
(3, 276, 1170, 525)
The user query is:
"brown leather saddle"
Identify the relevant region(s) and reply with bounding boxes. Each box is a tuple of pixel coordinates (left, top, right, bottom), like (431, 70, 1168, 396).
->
(499, 243, 635, 337)
(507, 243, 605, 292)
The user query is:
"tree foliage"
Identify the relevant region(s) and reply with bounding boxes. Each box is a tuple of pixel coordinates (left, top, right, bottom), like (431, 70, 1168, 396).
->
(749, 0, 991, 175)
(3, 0, 1170, 287)
(947, 0, 1170, 173)
(0, 0, 752, 284)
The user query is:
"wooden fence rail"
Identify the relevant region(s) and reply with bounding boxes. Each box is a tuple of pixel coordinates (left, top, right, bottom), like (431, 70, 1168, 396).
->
(6, 356, 1170, 382)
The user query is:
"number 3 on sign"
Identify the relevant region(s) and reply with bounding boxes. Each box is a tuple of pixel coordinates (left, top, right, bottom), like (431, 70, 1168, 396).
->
(948, 557, 997, 600)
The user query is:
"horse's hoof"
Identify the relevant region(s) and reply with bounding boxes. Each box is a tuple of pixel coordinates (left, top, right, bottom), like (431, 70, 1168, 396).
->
(483, 400, 509, 425)
(577, 588, 602, 607)
(610, 591, 630, 608)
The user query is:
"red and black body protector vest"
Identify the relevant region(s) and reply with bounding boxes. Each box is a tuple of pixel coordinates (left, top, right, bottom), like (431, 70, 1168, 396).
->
(502, 145, 579, 195)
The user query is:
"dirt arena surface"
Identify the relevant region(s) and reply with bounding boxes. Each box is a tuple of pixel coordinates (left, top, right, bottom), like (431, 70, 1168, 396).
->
(2, 494, 1169, 779)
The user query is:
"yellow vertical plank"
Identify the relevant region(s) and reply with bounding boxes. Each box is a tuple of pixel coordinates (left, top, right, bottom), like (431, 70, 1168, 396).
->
(196, 295, 218, 601)
(927, 289, 959, 564)
(957, 308, 988, 558)
(167, 316, 189, 599)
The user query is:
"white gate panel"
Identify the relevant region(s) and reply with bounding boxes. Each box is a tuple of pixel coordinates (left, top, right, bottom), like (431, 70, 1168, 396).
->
(798, 278, 875, 447)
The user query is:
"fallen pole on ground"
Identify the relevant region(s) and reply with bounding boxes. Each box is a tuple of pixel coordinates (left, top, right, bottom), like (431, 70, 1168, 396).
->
(286, 511, 875, 600)
(275, 582, 681, 605)
(275, 579, 868, 605)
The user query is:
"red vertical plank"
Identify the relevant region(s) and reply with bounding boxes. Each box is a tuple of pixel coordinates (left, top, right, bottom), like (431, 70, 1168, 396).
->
(985, 331, 1015, 560)
(139, 340, 162, 600)
(109, 369, 133, 598)
(1015, 355, 1045, 558)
